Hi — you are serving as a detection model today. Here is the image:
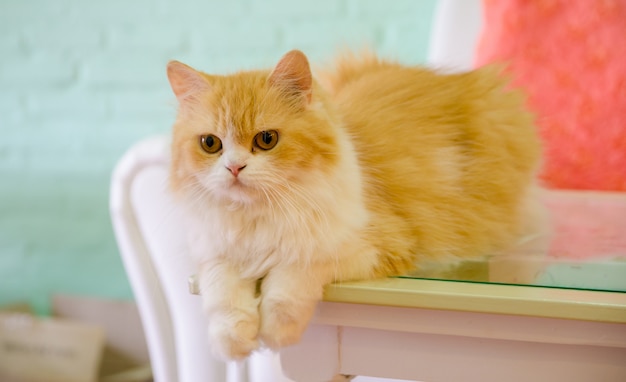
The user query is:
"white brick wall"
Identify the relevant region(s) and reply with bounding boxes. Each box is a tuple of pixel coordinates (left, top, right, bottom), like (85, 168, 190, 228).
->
(0, 0, 437, 313)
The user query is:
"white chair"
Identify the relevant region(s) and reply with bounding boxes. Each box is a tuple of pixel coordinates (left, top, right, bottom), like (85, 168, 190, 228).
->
(110, 136, 288, 382)
(428, 0, 483, 72)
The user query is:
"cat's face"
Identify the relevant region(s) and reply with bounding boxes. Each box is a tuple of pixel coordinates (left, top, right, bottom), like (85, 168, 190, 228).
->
(168, 51, 340, 207)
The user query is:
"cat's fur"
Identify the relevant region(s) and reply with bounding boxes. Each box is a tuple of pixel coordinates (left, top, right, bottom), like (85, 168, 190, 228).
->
(167, 50, 542, 360)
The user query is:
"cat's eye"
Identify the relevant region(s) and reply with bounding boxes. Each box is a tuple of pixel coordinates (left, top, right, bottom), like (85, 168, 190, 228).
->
(199, 134, 222, 154)
(254, 130, 279, 150)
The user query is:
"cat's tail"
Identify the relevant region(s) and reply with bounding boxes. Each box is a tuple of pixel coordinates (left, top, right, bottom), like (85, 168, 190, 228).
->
(315, 50, 399, 94)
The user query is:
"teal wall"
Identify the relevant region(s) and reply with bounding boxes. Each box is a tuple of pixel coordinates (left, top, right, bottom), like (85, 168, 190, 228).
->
(0, 0, 438, 314)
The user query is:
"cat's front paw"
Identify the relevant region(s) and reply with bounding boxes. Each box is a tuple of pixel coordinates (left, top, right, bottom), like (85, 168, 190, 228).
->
(258, 299, 314, 349)
(208, 311, 260, 360)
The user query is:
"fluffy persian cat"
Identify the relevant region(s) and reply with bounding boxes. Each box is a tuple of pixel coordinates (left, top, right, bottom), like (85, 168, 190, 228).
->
(166, 50, 541, 360)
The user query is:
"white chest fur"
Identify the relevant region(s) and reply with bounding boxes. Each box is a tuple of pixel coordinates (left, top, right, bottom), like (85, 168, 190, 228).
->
(184, 130, 368, 279)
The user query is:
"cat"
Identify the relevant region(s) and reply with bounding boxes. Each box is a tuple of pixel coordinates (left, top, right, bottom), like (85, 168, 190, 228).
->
(166, 49, 542, 360)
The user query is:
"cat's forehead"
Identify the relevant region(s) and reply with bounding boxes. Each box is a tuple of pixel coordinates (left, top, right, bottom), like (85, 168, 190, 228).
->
(209, 72, 277, 141)
(213, 96, 256, 140)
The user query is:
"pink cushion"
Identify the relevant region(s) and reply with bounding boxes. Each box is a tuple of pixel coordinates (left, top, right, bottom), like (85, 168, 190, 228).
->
(475, 0, 626, 191)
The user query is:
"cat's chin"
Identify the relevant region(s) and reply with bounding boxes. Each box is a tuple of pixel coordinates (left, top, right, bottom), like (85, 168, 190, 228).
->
(218, 182, 259, 205)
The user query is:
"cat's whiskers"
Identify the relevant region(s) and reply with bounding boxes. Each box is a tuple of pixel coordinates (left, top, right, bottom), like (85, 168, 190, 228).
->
(262, 183, 305, 229)
(178, 175, 221, 215)
(261, 176, 331, 233)
(259, 179, 325, 250)
(265, 191, 303, 248)
(284, 180, 334, 232)
(255, 183, 293, 226)
(260, 174, 325, 212)
(263, 185, 334, 271)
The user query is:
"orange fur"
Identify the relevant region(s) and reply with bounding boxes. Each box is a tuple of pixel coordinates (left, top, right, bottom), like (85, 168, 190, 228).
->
(322, 56, 542, 276)
(167, 50, 542, 359)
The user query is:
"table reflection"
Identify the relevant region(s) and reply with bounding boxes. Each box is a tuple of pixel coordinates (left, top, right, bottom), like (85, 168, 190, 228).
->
(407, 190, 626, 293)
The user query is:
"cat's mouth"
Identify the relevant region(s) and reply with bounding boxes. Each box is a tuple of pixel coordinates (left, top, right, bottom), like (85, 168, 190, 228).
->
(216, 174, 264, 203)
(229, 177, 247, 188)
(225, 177, 257, 200)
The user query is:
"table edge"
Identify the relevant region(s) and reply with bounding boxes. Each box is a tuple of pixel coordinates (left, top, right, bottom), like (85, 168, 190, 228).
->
(322, 278, 626, 323)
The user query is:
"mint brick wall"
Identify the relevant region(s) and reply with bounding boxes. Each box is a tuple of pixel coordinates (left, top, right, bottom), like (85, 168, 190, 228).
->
(0, 0, 437, 314)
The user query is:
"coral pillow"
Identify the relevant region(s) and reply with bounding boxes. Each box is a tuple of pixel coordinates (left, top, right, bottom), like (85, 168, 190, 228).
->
(475, 0, 626, 191)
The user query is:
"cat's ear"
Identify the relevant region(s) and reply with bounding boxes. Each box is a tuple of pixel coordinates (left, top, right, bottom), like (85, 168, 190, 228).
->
(167, 61, 210, 101)
(268, 50, 313, 106)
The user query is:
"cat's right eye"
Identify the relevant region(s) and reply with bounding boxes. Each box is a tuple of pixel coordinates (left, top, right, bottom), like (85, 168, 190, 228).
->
(199, 134, 222, 154)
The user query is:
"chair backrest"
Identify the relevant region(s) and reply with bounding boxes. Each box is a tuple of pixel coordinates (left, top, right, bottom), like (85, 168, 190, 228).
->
(428, 0, 483, 72)
(110, 136, 229, 382)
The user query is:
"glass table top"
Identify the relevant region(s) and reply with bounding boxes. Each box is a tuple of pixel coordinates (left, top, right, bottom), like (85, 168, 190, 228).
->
(405, 190, 626, 293)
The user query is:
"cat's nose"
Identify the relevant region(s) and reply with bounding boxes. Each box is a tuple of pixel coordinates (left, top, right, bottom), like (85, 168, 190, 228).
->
(226, 164, 247, 177)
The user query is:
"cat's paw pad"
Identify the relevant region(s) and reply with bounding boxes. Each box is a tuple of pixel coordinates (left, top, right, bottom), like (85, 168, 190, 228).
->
(259, 300, 310, 349)
(208, 313, 259, 360)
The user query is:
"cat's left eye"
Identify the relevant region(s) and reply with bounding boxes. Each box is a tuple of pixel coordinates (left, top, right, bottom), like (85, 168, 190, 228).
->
(199, 134, 222, 154)
(254, 130, 279, 150)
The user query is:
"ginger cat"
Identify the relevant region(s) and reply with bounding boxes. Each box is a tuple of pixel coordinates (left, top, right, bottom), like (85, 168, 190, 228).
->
(166, 50, 541, 360)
